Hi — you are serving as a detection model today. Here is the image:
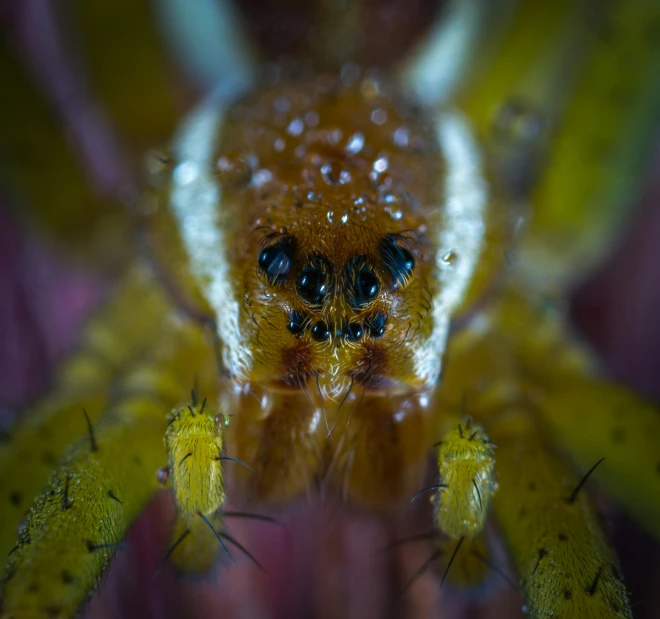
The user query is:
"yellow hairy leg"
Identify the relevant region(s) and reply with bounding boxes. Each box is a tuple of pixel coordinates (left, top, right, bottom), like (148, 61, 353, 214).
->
(435, 290, 633, 615)
(0, 397, 167, 619)
(0, 269, 172, 558)
(167, 514, 225, 576)
(489, 286, 660, 541)
(459, 0, 660, 287)
(458, 0, 581, 140)
(440, 533, 492, 591)
(0, 316, 218, 618)
(491, 409, 631, 618)
(163, 397, 235, 574)
(403, 531, 493, 593)
(520, 0, 660, 286)
(432, 418, 497, 541)
(165, 400, 229, 521)
(532, 378, 660, 541)
(413, 409, 498, 591)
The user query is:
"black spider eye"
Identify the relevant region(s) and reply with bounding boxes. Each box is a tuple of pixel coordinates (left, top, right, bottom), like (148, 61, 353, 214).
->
(357, 270, 380, 302)
(287, 311, 307, 338)
(258, 238, 293, 283)
(380, 235, 415, 288)
(344, 322, 363, 342)
(347, 257, 380, 310)
(297, 257, 330, 306)
(311, 321, 331, 342)
(366, 313, 387, 338)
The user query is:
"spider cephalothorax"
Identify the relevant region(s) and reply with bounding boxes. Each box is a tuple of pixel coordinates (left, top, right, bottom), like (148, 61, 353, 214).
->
(146, 73, 503, 399)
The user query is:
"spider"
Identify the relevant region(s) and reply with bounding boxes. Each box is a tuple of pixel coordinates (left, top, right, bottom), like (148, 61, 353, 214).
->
(1, 1, 660, 618)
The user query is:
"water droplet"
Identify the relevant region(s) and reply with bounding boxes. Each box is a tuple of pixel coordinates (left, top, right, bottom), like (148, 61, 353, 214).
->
(393, 126, 410, 147)
(329, 128, 343, 144)
(442, 250, 458, 265)
(274, 138, 286, 152)
(373, 157, 388, 173)
(156, 467, 170, 485)
(251, 169, 273, 187)
(346, 132, 365, 155)
(305, 111, 319, 127)
(327, 211, 349, 225)
(287, 118, 304, 136)
(274, 96, 290, 113)
(321, 163, 351, 185)
(371, 108, 387, 125)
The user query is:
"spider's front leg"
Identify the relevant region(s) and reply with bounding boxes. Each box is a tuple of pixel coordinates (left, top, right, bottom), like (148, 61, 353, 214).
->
(430, 290, 652, 617)
(491, 408, 631, 618)
(0, 269, 172, 558)
(497, 289, 660, 541)
(0, 315, 220, 618)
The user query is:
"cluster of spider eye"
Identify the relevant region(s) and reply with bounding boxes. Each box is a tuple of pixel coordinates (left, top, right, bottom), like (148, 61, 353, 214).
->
(285, 310, 388, 343)
(257, 233, 415, 343)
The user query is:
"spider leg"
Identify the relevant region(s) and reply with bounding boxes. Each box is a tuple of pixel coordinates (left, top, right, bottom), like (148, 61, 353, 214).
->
(0, 269, 171, 558)
(491, 408, 632, 618)
(443, 0, 660, 290)
(0, 391, 169, 619)
(437, 287, 636, 614)
(165, 514, 225, 576)
(431, 418, 496, 541)
(161, 396, 230, 574)
(531, 375, 660, 542)
(494, 285, 660, 541)
(0, 312, 218, 618)
(154, 0, 257, 95)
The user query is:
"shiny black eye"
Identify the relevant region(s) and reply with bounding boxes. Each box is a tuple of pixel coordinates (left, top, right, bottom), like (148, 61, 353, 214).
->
(297, 257, 330, 306)
(380, 235, 415, 288)
(366, 313, 387, 338)
(344, 322, 363, 342)
(347, 257, 380, 310)
(258, 237, 293, 283)
(311, 321, 331, 342)
(287, 311, 307, 338)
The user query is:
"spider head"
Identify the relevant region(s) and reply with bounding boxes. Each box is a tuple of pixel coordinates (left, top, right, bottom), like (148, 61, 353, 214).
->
(145, 77, 492, 396)
(241, 210, 440, 395)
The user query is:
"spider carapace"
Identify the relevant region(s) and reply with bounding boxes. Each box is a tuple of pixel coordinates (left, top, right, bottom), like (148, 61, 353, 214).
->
(145, 72, 504, 509)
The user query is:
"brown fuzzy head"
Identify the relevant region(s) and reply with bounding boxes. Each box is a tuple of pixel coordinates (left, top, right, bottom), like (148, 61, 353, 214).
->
(225, 75, 446, 395)
(246, 216, 437, 395)
(149, 71, 495, 396)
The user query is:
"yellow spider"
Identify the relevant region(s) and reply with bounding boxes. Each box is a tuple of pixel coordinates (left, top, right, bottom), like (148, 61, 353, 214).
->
(1, 1, 659, 618)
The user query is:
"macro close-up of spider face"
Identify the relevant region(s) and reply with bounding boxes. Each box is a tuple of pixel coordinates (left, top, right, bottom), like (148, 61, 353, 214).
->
(1, 1, 660, 618)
